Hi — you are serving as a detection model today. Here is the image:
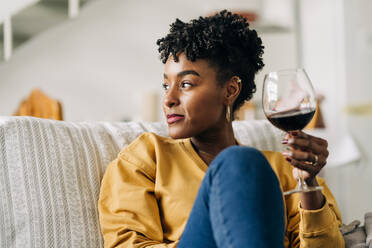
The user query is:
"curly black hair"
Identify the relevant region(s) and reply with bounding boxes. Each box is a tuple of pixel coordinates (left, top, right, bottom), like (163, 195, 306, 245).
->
(156, 10, 265, 112)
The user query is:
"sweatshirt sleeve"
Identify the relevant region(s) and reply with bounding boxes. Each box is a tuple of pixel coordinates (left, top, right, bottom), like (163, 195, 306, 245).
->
(298, 178, 345, 248)
(98, 153, 178, 248)
(262, 151, 345, 248)
(286, 177, 345, 248)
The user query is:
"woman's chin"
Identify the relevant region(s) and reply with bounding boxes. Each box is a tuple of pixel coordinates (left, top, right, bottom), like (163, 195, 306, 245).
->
(168, 126, 192, 140)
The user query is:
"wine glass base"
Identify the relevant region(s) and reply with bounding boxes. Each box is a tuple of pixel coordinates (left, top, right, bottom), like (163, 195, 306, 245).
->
(283, 185, 324, 196)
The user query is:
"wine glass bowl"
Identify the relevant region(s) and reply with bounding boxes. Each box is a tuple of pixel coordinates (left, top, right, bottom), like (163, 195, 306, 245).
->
(262, 69, 323, 196)
(262, 69, 317, 132)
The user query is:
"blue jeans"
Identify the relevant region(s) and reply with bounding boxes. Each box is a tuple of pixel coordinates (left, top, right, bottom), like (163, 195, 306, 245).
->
(178, 146, 285, 248)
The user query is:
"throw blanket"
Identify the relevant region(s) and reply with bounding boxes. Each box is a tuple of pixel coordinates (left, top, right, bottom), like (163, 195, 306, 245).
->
(341, 213, 372, 248)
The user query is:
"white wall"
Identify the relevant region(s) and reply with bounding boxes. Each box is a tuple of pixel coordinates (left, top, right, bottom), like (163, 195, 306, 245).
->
(344, 0, 372, 106)
(339, 0, 372, 223)
(300, 0, 347, 134)
(0, 0, 296, 122)
(301, 0, 372, 223)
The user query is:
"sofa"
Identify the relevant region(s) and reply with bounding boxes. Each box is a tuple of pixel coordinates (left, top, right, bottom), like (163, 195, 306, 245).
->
(0, 116, 368, 247)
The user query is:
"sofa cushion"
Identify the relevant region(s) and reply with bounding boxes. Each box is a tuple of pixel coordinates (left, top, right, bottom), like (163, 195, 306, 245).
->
(0, 116, 283, 248)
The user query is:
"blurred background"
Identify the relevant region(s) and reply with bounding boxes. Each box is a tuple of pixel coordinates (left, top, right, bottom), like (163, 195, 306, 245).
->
(0, 0, 371, 223)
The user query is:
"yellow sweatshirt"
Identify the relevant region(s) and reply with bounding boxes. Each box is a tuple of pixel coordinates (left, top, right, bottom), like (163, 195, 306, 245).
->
(98, 132, 344, 248)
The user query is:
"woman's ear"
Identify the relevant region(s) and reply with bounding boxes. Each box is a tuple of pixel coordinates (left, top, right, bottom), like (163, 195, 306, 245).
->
(225, 76, 242, 105)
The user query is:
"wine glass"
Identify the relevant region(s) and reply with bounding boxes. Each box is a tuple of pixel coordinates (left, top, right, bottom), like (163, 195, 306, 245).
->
(262, 68, 323, 196)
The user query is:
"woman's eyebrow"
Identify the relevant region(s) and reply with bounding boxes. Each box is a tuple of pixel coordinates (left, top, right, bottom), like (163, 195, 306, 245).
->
(163, 70, 201, 79)
(177, 70, 200, 77)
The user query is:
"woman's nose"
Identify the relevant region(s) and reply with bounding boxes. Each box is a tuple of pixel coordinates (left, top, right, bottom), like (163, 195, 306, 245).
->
(163, 87, 180, 109)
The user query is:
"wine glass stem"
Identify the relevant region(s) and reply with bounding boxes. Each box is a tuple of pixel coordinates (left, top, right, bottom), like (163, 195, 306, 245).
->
(298, 171, 307, 189)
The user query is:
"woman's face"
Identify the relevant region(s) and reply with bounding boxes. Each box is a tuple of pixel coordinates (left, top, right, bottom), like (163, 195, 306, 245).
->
(162, 53, 226, 139)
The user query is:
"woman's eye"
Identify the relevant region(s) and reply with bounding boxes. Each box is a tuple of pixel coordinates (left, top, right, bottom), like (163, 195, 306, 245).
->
(162, 83, 169, 90)
(181, 82, 193, 89)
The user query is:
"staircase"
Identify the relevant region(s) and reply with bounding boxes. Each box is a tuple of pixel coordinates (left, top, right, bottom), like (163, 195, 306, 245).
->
(0, 0, 88, 61)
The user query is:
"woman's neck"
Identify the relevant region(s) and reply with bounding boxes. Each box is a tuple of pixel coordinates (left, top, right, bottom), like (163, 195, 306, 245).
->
(191, 123, 236, 165)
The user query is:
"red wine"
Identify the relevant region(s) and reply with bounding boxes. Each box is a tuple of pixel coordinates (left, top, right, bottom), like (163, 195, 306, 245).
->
(267, 109, 315, 131)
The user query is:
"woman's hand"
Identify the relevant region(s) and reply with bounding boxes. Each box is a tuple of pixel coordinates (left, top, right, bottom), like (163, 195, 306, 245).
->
(281, 130, 329, 185)
(282, 130, 329, 210)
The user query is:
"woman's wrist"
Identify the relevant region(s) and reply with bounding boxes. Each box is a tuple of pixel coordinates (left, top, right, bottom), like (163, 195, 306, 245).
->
(300, 193, 325, 210)
(300, 178, 325, 210)
(305, 177, 318, 186)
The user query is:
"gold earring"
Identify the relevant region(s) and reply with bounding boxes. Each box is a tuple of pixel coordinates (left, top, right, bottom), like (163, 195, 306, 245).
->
(226, 105, 231, 123)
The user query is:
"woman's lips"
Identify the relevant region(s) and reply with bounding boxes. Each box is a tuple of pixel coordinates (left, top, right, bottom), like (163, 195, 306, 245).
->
(167, 114, 185, 124)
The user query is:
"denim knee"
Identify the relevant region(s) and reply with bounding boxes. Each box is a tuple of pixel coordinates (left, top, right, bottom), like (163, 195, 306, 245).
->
(209, 146, 270, 177)
(218, 146, 265, 162)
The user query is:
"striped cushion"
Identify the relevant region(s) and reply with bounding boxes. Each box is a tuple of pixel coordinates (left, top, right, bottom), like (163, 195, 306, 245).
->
(0, 116, 283, 248)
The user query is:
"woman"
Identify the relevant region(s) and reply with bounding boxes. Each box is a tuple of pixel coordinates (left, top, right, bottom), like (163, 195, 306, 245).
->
(98, 10, 344, 248)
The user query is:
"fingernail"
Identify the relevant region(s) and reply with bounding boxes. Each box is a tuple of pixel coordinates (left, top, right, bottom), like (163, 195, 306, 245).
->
(281, 139, 288, 144)
(282, 151, 292, 157)
(288, 138, 294, 144)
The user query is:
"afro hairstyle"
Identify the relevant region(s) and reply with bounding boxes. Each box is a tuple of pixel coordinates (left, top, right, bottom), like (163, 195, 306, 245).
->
(156, 10, 265, 112)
